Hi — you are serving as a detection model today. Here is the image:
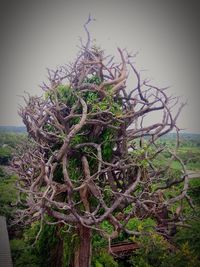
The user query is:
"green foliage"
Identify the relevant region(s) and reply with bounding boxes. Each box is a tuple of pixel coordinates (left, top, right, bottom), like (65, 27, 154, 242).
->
(123, 204, 133, 215)
(93, 251, 118, 267)
(104, 185, 113, 200)
(92, 232, 108, 249)
(0, 166, 8, 178)
(67, 157, 82, 182)
(160, 242, 200, 267)
(126, 217, 156, 233)
(146, 170, 200, 266)
(129, 233, 200, 267)
(188, 178, 200, 204)
(109, 101, 122, 116)
(178, 146, 200, 170)
(43, 123, 58, 133)
(45, 85, 77, 107)
(57, 85, 77, 106)
(53, 163, 64, 183)
(10, 239, 40, 267)
(100, 220, 114, 234)
(3, 67, 200, 267)
(130, 142, 155, 169)
(84, 75, 102, 85)
(33, 224, 58, 258)
(0, 132, 26, 165)
(175, 221, 200, 261)
(63, 236, 74, 266)
(101, 129, 115, 161)
(81, 80, 122, 117)
(173, 178, 200, 260)
(60, 227, 78, 267)
(0, 174, 17, 218)
(82, 91, 99, 105)
(98, 96, 121, 116)
(0, 146, 12, 164)
(157, 134, 200, 172)
(0, 132, 26, 148)
(102, 142, 113, 161)
(11, 220, 62, 267)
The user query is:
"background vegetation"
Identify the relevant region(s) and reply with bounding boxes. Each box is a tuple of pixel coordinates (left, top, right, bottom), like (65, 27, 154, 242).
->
(0, 130, 200, 266)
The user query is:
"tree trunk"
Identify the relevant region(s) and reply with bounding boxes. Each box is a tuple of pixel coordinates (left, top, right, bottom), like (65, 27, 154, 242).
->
(50, 238, 63, 267)
(73, 224, 92, 267)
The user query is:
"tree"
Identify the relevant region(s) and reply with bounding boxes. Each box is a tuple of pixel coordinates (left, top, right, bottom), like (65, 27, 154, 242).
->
(12, 16, 190, 267)
(0, 146, 12, 165)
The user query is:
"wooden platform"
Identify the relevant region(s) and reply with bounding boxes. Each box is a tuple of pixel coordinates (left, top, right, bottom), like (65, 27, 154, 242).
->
(111, 242, 139, 255)
(0, 216, 13, 267)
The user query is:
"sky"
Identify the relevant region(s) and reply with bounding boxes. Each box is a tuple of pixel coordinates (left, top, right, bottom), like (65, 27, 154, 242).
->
(0, 0, 200, 133)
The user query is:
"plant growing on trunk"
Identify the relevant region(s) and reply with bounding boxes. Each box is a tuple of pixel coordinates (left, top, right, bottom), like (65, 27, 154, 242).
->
(12, 16, 190, 267)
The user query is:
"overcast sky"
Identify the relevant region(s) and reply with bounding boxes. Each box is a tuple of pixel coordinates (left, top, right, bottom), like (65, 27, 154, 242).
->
(0, 0, 200, 133)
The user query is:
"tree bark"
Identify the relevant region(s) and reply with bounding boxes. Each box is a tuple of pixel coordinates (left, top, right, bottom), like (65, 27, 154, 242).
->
(73, 224, 92, 267)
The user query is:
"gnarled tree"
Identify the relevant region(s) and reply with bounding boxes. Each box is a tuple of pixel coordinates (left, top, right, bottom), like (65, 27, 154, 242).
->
(12, 17, 189, 267)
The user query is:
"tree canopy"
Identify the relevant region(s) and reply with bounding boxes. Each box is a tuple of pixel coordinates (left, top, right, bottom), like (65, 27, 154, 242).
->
(11, 16, 189, 266)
